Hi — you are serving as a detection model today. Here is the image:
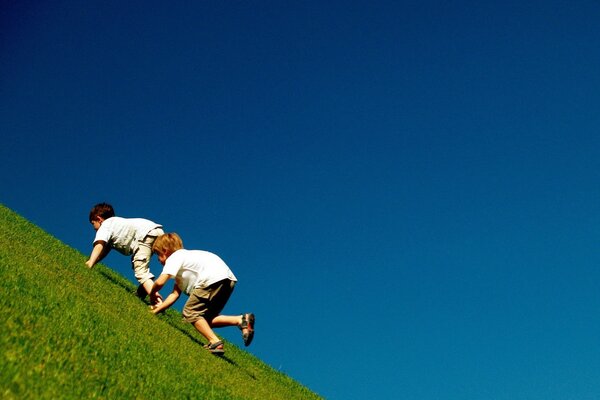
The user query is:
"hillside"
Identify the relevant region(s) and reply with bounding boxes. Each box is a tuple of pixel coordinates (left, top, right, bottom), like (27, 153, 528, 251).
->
(0, 205, 321, 399)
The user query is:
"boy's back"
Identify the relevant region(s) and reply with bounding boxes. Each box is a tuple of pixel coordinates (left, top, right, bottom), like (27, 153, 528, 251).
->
(161, 249, 237, 295)
(94, 216, 162, 255)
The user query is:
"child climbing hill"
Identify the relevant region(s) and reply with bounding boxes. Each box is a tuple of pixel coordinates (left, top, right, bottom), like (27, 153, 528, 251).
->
(85, 202, 164, 303)
(149, 232, 255, 355)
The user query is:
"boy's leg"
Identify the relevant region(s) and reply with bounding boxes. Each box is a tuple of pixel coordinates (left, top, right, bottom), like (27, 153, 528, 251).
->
(184, 280, 235, 348)
(187, 308, 225, 354)
(140, 279, 155, 295)
(131, 251, 154, 294)
(193, 318, 221, 344)
(210, 314, 255, 347)
(210, 315, 242, 327)
(132, 229, 163, 298)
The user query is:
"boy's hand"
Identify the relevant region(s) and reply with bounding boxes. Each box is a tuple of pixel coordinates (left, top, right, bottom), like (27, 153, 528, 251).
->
(149, 304, 163, 314)
(150, 292, 163, 305)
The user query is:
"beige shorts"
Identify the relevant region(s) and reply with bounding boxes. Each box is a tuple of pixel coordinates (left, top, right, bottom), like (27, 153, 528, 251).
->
(182, 279, 236, 324)
(131, 227, 164, 285)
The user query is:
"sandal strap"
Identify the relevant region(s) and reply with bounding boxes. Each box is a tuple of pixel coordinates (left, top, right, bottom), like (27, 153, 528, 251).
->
(205, 340, 223, 349)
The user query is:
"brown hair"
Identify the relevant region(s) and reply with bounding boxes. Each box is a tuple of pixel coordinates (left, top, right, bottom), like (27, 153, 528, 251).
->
(152, 233, 184, 257)
(89, 203, 115, 222)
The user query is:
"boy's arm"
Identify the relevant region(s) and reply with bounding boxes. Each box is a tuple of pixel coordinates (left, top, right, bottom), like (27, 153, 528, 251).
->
(85, 241, 110, 268)
(149, 274, 180, 313)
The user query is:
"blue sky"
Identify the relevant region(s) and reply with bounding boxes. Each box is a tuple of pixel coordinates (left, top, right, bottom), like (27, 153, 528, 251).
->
(2, 1, 600, 399)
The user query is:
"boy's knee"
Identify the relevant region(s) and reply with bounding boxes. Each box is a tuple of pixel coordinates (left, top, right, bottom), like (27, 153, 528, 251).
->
(135, 270, 154, 285)
(183, 305, 208, 325)
(184, 314, 205, 325)
(132, 258, 154, 284)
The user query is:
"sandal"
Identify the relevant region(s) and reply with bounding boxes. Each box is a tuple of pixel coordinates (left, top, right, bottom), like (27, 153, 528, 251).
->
(240, 313, 255, 347)
(204, 340, 225, 355)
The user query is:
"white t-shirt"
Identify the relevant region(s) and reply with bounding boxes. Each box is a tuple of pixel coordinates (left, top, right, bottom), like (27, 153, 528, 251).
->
(161, 249, 237, 295)
(93, 216, 162, 256)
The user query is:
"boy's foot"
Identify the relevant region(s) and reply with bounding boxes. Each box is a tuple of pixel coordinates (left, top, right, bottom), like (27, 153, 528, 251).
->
(240, 313, 255, 347)
(204, 341, 225, 355)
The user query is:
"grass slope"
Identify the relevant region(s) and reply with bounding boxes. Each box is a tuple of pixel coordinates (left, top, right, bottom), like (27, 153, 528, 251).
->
(0, 205, 321, 399)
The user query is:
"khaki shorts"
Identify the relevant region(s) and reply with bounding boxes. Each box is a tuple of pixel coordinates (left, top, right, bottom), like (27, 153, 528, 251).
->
(182, 279, 236, 324)
(131, 227, 164, 284)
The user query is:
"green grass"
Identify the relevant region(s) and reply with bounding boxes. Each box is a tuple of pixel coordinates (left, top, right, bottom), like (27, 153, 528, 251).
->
(0, 204, 321, 399)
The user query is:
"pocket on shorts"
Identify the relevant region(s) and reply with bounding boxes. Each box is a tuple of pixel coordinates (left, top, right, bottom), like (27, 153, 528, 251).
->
(132, 254, 149, 266)
(132, 254, 148, 263)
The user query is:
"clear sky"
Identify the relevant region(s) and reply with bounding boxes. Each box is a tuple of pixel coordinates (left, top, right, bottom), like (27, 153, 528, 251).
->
(2, 1, 600, 399)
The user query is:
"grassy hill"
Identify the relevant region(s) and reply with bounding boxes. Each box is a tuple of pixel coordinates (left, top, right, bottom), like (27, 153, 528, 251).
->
(0, 205, 321, 399)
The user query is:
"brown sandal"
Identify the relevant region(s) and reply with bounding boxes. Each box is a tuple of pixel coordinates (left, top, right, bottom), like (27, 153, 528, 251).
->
(240, 313, 255, 347)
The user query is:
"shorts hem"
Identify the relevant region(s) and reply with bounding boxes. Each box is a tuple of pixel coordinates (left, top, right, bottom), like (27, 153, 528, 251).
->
(137, 275, 155, 285)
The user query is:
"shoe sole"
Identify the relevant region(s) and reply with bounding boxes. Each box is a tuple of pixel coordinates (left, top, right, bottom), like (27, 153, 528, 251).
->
(243, 313, 255, 347)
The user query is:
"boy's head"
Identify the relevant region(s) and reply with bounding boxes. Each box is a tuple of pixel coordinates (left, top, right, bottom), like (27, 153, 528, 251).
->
(89, 203, 115, 230)
(152, 233, 184, 264)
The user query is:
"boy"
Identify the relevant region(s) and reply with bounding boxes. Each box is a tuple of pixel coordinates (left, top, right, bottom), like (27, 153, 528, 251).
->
(85, 202, 164, 303)
(149, 232, 255, 355)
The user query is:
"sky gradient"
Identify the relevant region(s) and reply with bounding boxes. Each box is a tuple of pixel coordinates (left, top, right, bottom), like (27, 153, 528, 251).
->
(2, 1, 600, 399)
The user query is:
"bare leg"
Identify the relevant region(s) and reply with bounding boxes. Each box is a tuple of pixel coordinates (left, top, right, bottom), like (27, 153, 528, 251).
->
(210, 315, 242, 328)
(196, 314, 255, 348)
(141, 279, 154, 295)
(194, 318, 221, 344)
(211, 313, 255, 347)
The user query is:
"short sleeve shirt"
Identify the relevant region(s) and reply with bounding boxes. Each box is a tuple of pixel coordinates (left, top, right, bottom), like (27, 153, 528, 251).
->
(93, 217, 162, 256)
(161, 249, 237, 295)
